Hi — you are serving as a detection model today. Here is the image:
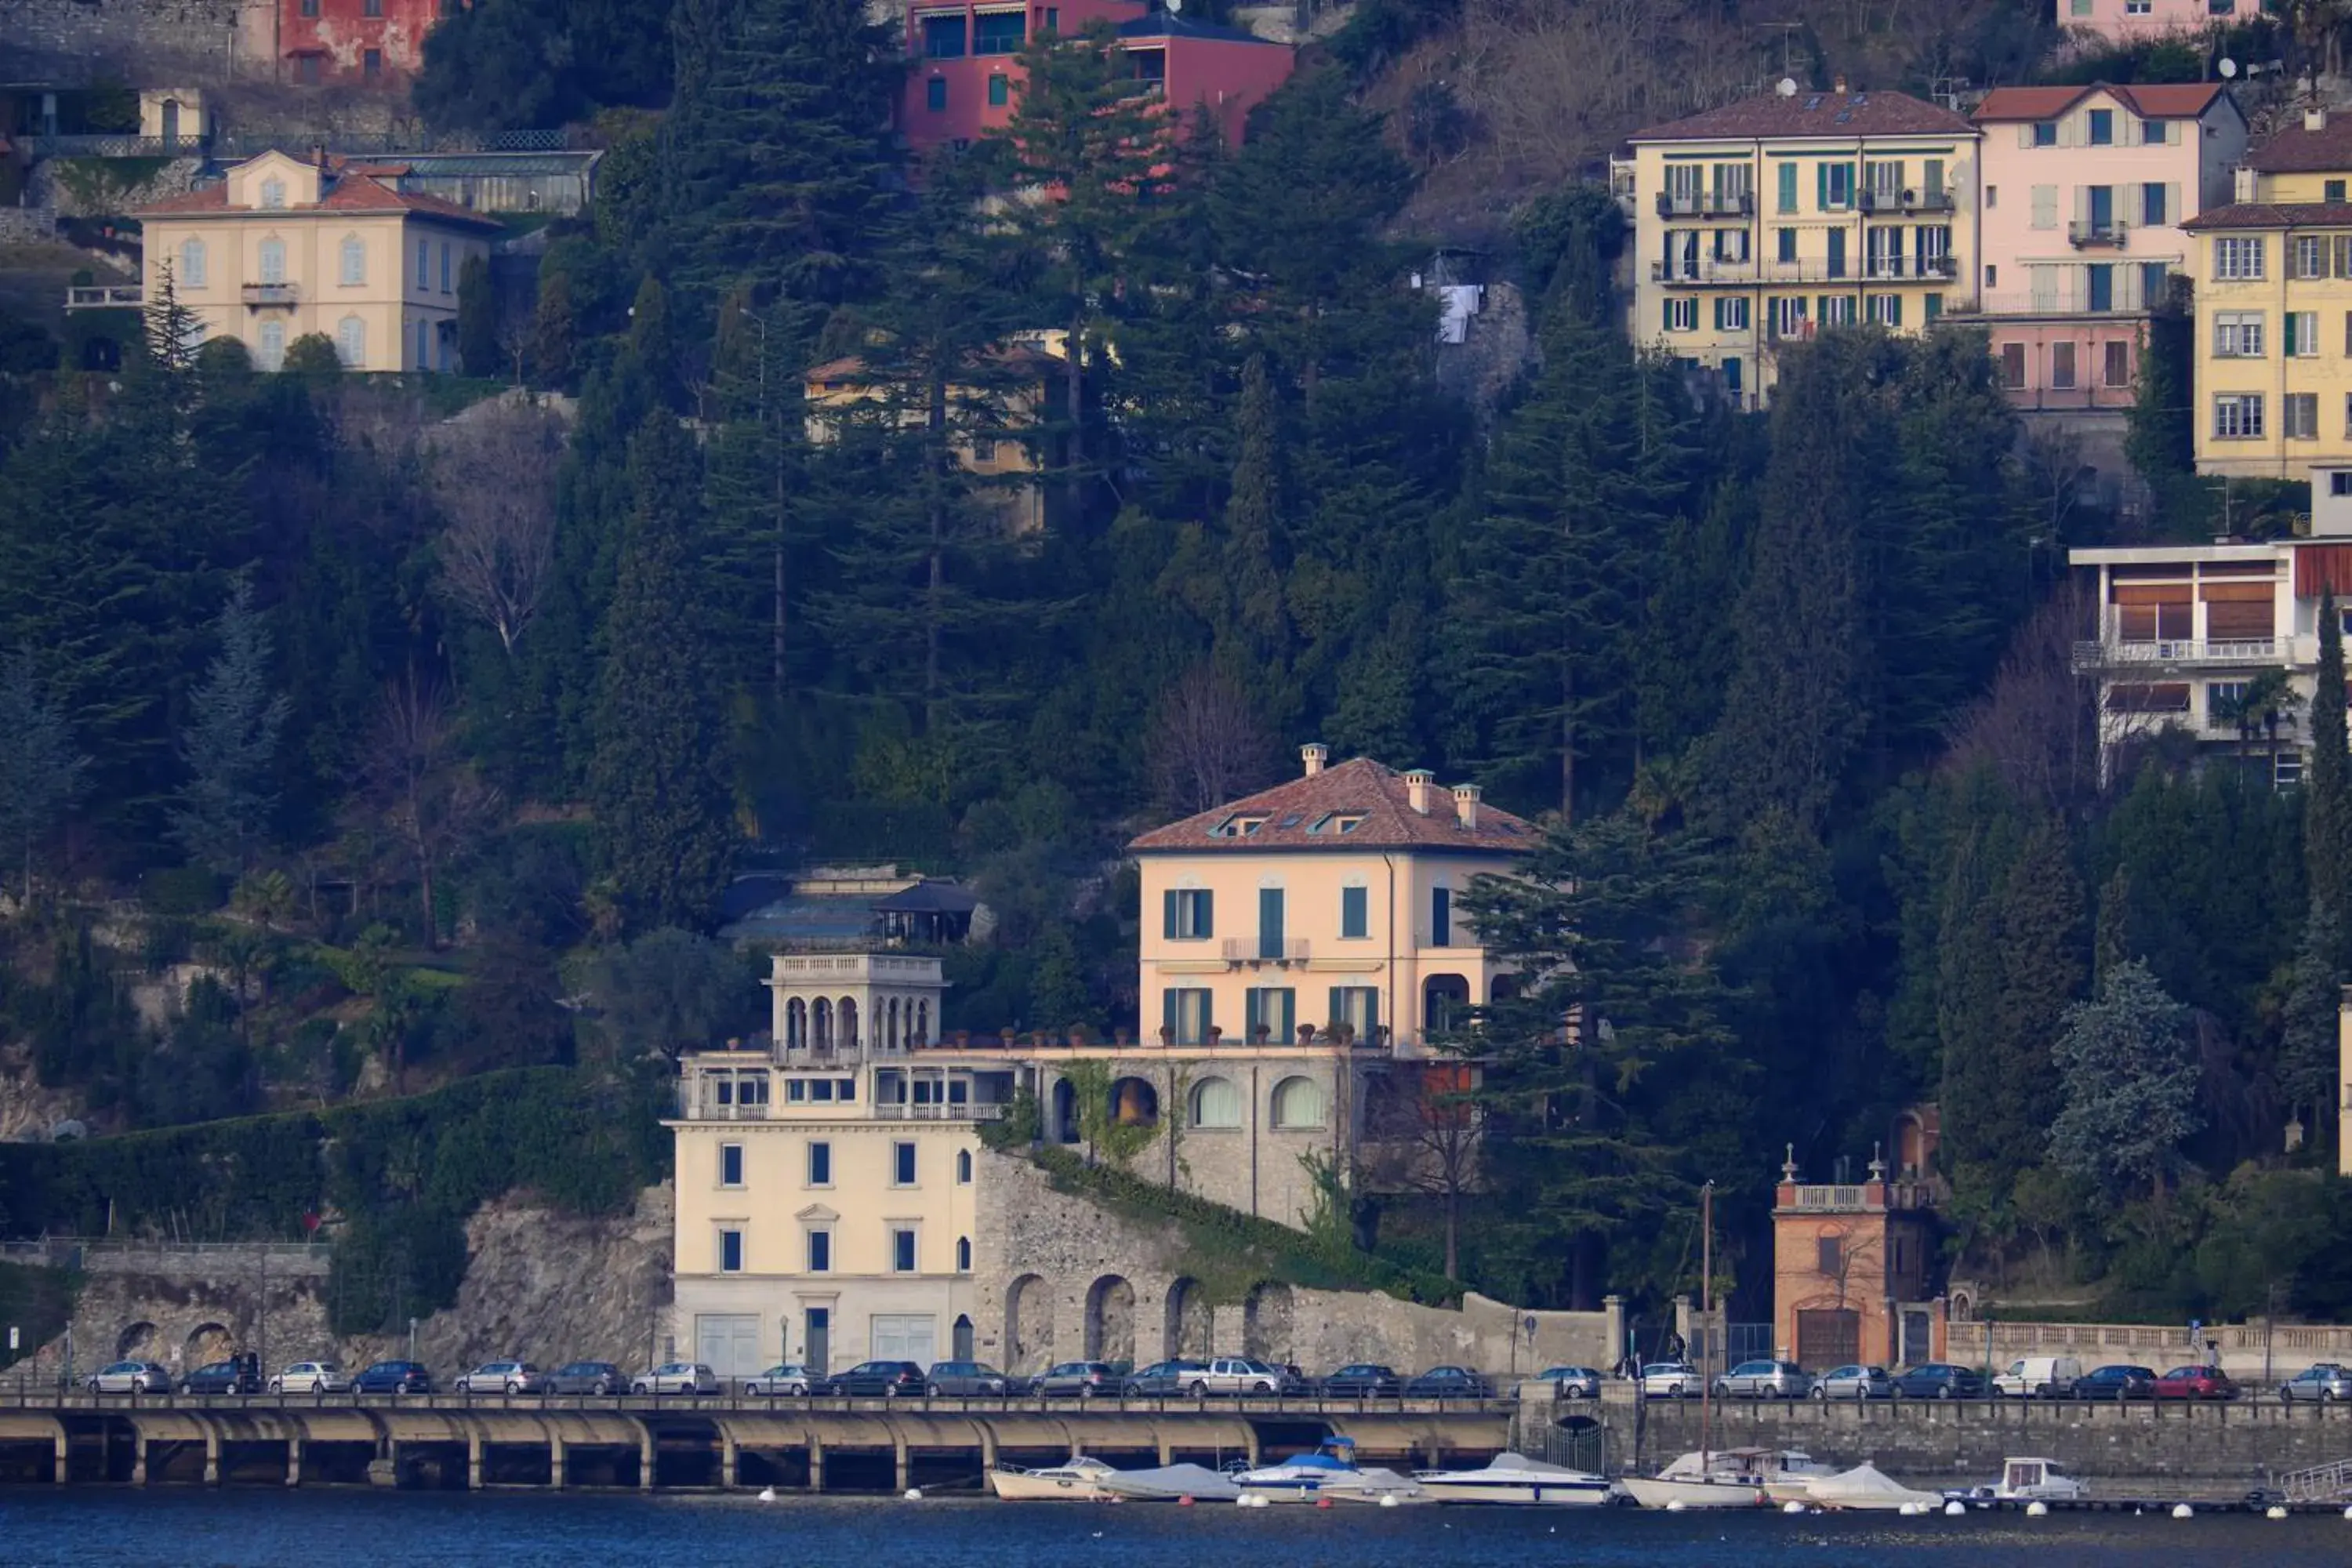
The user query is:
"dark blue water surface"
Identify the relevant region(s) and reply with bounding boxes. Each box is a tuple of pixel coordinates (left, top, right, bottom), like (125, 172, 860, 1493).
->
(1, 1490, 2347, 1567)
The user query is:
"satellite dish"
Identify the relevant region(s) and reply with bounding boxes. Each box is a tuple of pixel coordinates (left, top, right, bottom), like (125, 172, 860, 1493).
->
(1777, 77, 1799, 97)
(2219, 57, 2239, 78)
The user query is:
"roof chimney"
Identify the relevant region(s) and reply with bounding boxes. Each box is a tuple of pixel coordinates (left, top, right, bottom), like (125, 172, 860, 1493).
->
(1451, 783, 1481, 830)
(2310, 108, 2329, 134)
(1833, 75, 1848, 94)
(1403, 768, 1434, 815)
(1301, 742, 1329, 778)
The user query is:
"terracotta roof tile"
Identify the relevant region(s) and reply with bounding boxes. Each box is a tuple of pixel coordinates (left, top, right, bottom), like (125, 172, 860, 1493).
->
(1127, 757, 1539, 855)
(1629, 88, 1973, 144)
(132, 169, 500, 229)
(2181, 201, 2352, 231)
(1973, 82, 2227, 122)
(2249, 113, 2352, 172)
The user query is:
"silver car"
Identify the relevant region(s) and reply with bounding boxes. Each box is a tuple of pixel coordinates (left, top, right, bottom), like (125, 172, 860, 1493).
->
(2280, 1363, 2352, 1403)
(1714, 1359, 1813, 1399)
(740, 1363, 816, 1396)
(1639, 1361, 1700, 1398)
(631, 1362, 721, 1395)
(1531, 1366, 1605, 1399)
(85, 1360, 172, 1394)
(1812, 1364, 1893, 1401)
(270, 1360, 351, 1394)
(454, 1359, 546, 1395)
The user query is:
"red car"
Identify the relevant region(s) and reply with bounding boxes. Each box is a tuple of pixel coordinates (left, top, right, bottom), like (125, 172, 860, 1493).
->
(2153, 1365, 2238, 1400)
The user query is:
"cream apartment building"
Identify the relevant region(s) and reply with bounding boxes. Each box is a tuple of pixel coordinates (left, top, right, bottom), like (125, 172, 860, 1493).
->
(1622, 82, 1980, 406)
(133, 149, 499, 372)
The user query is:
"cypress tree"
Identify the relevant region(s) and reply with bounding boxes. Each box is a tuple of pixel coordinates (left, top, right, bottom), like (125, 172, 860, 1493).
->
(2308, 590, 2350, 925)
(456, 254, 499, 376)
(172, 579, 291, 877)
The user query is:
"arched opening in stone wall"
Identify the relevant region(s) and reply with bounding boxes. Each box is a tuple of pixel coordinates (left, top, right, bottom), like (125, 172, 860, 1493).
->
(1084, 1275, 1135, 1365)
(1243, 1283, 1293, 1362)
(1270, 1075, 1326, 1130)
(1051, 1077, 1080, 1144)
(1422, 974, 1472, 1036)
(1165, 1277, 1212, 1359)
(1007, 1273, 1054, 1370)
(115, 1321, 158, 1362)
(1109, 1076, 1159, 1128)
(184, 1323, 235, 1367)
(953, 1314, 975, 1361)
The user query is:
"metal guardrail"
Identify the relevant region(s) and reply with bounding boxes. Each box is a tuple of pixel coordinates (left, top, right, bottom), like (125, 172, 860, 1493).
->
(2073, 637, 2285, 670)
(0, 1386, 1518, 1417)
(63, 285, 143, 310)
(14, 134, 207, 158)
(2276, 1457, 2352, 1501)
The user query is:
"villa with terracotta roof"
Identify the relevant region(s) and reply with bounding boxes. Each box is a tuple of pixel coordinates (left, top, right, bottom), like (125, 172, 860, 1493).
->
(1958, 82, 2243, 413)
(132, 148, 500, 372)
(1617, 81, 1981, 407)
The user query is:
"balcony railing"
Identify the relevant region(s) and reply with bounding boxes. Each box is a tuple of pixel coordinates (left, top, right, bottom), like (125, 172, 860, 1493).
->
(871, 1102, 1009, 1121)
(1656, 191, 1753, 218)
(241, 282, 298, 306)
(1221, 938, 1310, 964)
(676, 1095, 774, 1121)
(2067, 220, 2129, 249)
(2072, 637, 2288, 670)
(1953, 290, 2152, 318)
(1652, 256, 1955, 287)
(1857, 187, 1956, 214)
(64, 285, 143, 310)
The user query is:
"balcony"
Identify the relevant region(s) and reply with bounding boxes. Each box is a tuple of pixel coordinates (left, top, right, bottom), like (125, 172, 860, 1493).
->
(1858, 187, 1956, 214)
(1657, 191, 1753, 219)
(674, 1093, 774, 1122)
(872, 1102, 1009, 1121)
(2067, 220, 2129, 249)
(1221, 937, 1310, 965)
(1954, 289, 2150, 318)
(64, 285, 143, 310)
(241, 282, 298, 306)
(1653, 257, 1955, 287)
(2071, 637, 2291, 672)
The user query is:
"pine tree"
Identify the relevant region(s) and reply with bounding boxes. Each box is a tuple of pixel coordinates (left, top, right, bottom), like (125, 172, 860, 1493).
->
(2308, 590, 2351, 926)
(0, 648, 85, 903)
(172, 579, 291, 876)
(1219, 354, 1291, 679)
(589, 414, 738, 929)
(2049, 958, 2201, 1200)
(1984, 815, 2087, 1179)
(456, 254, 499, 376)
(531, 269, 576, 388)
(2279, 902, 2343, 1148)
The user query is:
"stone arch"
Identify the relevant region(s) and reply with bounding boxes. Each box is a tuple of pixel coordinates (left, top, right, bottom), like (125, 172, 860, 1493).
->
(1243, 1283, 1294, 1362)
(839, 996, 859, 1047)
(184, 1322, 234, 1367)
(1893, 1112, 1926, 1178)
(1050, 1076, 1080, 1143)
(887, 996, 901, 1049)
(1110, 1075, 1159, 1127)
(1270, 1074, 1326, 1130)
(956, 1236, 972, 1272)
(1422, 973, 1472, 1036)
(914, 999, 931, 1045)
(1489, 972, 1521, 1005)
(1084, 1275, 1135, 1365)
(953, 1313, 975, 1360)
(115, 1321, 158, 1361)
(956, 1149, 973, 1184)
(786, 997, 806, 1049)
(1189, 1075, 1241, 1128)
(1165, 1277, 1212, 1359)
(813, 997, 833, 1050)
(1007, 1273, 1055, 1370)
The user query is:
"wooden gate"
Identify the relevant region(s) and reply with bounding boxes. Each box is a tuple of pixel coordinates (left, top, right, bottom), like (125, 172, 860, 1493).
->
(1796, 1308, 1860, 1370)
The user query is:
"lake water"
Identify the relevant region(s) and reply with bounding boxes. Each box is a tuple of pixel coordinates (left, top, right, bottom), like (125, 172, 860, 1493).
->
(2, 1490, 2346, 1566)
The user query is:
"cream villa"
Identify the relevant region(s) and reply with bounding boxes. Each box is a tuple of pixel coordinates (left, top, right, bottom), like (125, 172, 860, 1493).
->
(132, 149, 499, 372)
(666, 748, 1535, 1378)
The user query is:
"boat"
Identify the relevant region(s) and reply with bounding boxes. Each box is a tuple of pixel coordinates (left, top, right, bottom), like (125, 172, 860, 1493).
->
(987, 1457, 1121, 1501)
(1771, 1463, 1944, 1512)
(1094, 1462, 1243, 1502)
(1232, 1437, 1427, 1503)
(1943, 1456, 2086, 1504)
(1626, 1447, 1833, 1510)
(1410, 1451, 1616, 1506)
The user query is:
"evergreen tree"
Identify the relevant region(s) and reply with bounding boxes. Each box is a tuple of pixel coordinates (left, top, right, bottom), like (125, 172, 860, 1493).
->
(0, 649, 85, 902)
(2049, 958, 2201, 1200)
(456, 254, 499, 376)
(2309, 590, 2351, 926)
(2280, 902, 2343, 1148)
(531, 269, 577, 389)
(589, 415, 737, 929)
(172, 579, 291, 876)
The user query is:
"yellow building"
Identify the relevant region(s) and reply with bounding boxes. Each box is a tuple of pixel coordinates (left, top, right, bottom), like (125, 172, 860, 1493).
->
(1621, 82, 1981, 406)
(132, 149, 499, 372)
(803, 342, 1061, 537)
(2183, 110, 2352, 477)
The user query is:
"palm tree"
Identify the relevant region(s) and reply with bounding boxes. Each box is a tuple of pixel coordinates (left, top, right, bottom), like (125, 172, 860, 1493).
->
(2220, 667, 2303, 784)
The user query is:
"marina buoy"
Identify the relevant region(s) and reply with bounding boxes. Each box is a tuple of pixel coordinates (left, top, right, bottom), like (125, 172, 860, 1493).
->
(2171, 1504, 2194, 1519)
(1783, 1501, 1808, 1515)
(1316, 1497, 1334, 1510)
(1178, 1497, 1194, 1507)
(757, 1486, 777, 1503)
(1944, 1501, 1966, 1517)
(1665, 1500, 1687, 1513)
(1378, 1494, 1400, 1509)
(2268, 1506, 2290, 1520)
(904, 1488, 924, 1502)
(1898, 1503, 1922, 1516)
(2025, 1501, 2049, 1517)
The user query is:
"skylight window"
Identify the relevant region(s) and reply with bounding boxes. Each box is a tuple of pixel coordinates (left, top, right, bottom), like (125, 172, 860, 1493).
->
(1218, 815, 1269, 837)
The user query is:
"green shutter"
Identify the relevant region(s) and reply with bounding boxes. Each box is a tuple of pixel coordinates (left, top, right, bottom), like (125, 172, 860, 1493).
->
(1925, 294, 1942, 321)
(1327, 987, 1345, 1033)
(1924, 158, 1944, 199)
(1664, 298, 1675, 331)
(1778, 161, 1797, 213)
(1889, 295, 1903, 328)
(1200, 890, 1213, 937)
(1162, 988, 1178, 1037)
(1817, 162, 1828, 210)
(2288, 312, 2303, 357)
(1162, 889, 1177, 938)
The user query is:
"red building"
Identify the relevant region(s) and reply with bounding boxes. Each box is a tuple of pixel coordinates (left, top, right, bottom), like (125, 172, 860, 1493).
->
(898, 2, 1294, 153)
(278, 0, 455, 86)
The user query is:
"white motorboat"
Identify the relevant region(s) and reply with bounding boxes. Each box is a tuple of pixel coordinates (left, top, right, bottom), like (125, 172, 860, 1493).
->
(1624, 1448, 1835, 1511)
(1769, 1463, 1945, 1512)
(1942, 1456, 2086, 1504)
(1233, 1437, 1425, 1503)
(1410, 1451, 1616, 1507)
(987, 1457, 1120, 1501)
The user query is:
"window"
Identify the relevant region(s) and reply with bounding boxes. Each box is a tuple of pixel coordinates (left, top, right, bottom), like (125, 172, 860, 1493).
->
(2030, 184, 2056, 230)
(1163, 888, 1212, 939)
(956, 1236, 972, 1272)
(2143, 183, 2168, 227)
(2297, 237, 2330, 280)
(1825, 227, 1846, 279)
(1245, 986, 1295, 1044)
(973, 11, 1024, 53)
(2070, 0, 2091, 13)
(1715, 297, 1751, 331)
(2213, 312, 2265, 358)
(1819, 294, 1857, 327)
(365, 0, 383, 14)
(1776, 227, 1797, 264)
(720, 1144, 744, 1188)
(2289, 310, 2321, 357)
(415, 238, 428, 289)
(2032, 122, 2057, 147)
(2143, 261, 2172, 307)
(926, 77, 948, 111)
(1664, 296, 1697, 332)
(298, 54, 321, 85)
(259, 176, 286, 212)
(1189, 1076, 1242, 1128)
(1724, 357, 1743, 394)
(1430, 887, 1451, 947)
(1271, 1076, 1327, 1130)
(1984, 263, 1998, 288)
(2050, 342, 2076, 390)
(892, 1142, 916, 1186)
(1998, 343, 2026, 390)
(339, 236, 365, 286)
(2336, 470, 2352, 495)
(1044, 6, 1058, 31)
(891, 1228, 917, 1272)
(2208, 681, 2249, 723)
(363, 49, 382, 80)
(2103, 339, 2130, 388)
(807, 1142, 832, 1186)
(1772, 296, 1807, 338)
(924, 15, 966, 56)
(807, 1229, 831, 1272)
(1340, 885, 1368, 939)
(336, 314, 365, 368)
(1865, 293, 1902, 326)
(1776, 162, 1797, 214)
(2288, 393, 2320, 440)
(2126, 0, 2151, 11)
(988, 73, 1009, 107)
(2332, 180, 2350, 203)
(416, 318, 428, 370)
(2086, 109, 2113, 146)
(1985, 184, 1998, 209)
(786, 1078, 806, 1103)
(258, 319, 285, 372)
(2213, 394, 2265, 440)
(719, 1229, 744, 1273)
(2213, 237, 2265, 280)
(1819, 161, 1854, 210)
(178, 238, 207, 289)
(441, 241, 452, 293)
(300, 0, 318, 14)
(1817, 1236, 1843, 1276)
(810, 1079, 834, 1103)
(1327, 985, 1377, 1040)
(955, 1149, 972, 1185)
(1163, 987, 1212, 1044)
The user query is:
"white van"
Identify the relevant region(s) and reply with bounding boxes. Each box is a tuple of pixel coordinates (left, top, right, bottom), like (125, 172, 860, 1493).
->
(1994, 1356, 2084, 1399)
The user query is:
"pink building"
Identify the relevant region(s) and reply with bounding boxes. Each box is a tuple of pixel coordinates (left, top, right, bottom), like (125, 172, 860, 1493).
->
(898, 2, 1294, 154)
(1964, 82, 2245, 410)
(2056, 0, 2244, 45)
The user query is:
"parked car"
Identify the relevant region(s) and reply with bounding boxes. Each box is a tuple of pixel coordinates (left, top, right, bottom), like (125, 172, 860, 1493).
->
(739, 1363, 817, 1396)
(2154, 1366, 2238, 1401)
(1994, 1355, 2085, 1399)
(1320, 1363, 1404, 1398)
(454, 1360, 546, 1395)
(543, 1361, 625, 1396)
(1527, 1366, 1605, 1400)
(353, 1360, 434, 1396)
(1812, 1365, 1893, 1401)
(1638, 1361, 1700, 1399)
(630, 1363, 721, 1396)
(1123, 1359, 1207, 1396)
(85, 1360, 171, 1395)
(1892, 1363, 1985, 1400)
(1188, 1358, 1292, 1396)
(180, 1358, 263, 1396)
(2071, 1364, 2158, 1402)
(1033, 1361, 1119, 1399)
(270, 1361, 351, 1395)
(924, 1361, 1020, 1396)
(1405, 1366, 1494, 1399)
(826, 1361, 926, 1398)
(1714, 1359, 1813, 1399)
(2280, 1364, 2352, 1403)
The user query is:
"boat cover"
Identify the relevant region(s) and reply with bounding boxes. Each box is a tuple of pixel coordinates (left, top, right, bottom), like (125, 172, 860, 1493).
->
(1805, 1464, 1943, 1509)
(1096, 1462, 1241, 1501)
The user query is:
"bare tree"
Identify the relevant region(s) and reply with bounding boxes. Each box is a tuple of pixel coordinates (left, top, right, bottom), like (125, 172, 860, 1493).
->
(1942, 588, 2100, 810)
(430, 401, 564, 656)
(1145, 665, 1276, 816)
(1366, 1066, 1484, 1279)
(359, 679, 501, 949)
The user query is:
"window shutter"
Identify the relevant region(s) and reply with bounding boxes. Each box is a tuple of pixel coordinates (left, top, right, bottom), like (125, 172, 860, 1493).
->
(1163, 988, 1178, 1036)
(1327, 987, 1344, 1029)
(1817, 162, 1828, 210)
(1889, 296, 1904, 328)
(1924, 158, 1943, 198)
(2288, 312, 2302, 358)
(2167, 183, 2180, 227)
(1200, 891, 1212, 935)
(1162, 890, 1177, 938)
(2073, 186, 2088, 225)
(1664, 299, 1675, 330)
(2017, 125, 2031, 149)
(1777, 161, 1796, 213)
